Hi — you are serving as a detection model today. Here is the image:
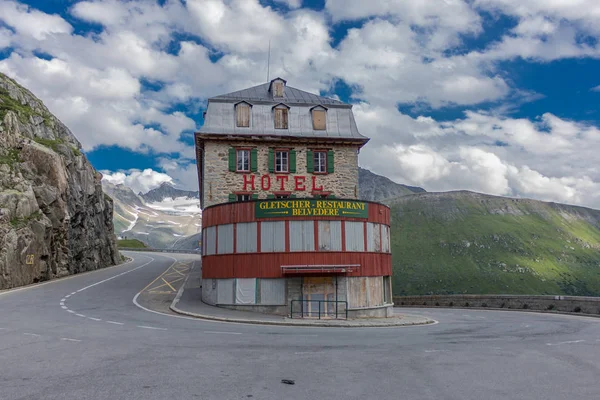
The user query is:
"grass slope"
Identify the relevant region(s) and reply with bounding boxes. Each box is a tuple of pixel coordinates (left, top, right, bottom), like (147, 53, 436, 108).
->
(390, 191, 600, 296)
(117, 239, 147, 249)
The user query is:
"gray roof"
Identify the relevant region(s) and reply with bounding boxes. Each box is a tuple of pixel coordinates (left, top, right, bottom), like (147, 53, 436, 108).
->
(198, 79, 368, 143)
(210, 80, 349, 107)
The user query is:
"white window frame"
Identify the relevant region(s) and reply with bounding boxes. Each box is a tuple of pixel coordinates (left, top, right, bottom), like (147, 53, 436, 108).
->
(314, 151, 327, 173)
(236, 149, 250, 172)
(275, 150, 289, 173)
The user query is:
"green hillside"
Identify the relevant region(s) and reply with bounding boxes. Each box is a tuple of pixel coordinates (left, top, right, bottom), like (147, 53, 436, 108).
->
(117, 239, 147, 249)
(389, 191, 600, 296)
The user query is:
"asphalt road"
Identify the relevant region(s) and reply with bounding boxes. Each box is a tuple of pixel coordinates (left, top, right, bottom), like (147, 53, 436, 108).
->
(2, 251, 600, 400)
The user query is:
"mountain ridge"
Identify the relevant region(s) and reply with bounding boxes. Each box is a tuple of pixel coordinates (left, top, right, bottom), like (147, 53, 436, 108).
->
(102, 181, 201, 250)
(358, 167, 425, 201)
(387, 189, 600, 296)
(140, 182, 199, 203)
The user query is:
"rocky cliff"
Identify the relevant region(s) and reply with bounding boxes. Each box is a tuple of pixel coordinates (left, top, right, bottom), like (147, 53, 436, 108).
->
(0, 73, 120, 289)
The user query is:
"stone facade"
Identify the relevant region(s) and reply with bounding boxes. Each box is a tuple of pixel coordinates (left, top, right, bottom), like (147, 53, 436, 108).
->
(201, 139, 359, 208)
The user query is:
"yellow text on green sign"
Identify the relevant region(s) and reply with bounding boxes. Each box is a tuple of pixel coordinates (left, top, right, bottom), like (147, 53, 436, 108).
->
(256, 199, 368, 218)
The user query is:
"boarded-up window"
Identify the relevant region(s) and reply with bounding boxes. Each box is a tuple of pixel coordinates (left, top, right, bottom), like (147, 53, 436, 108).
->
(259, 279, 286, 305)
(312, 110, 326, 130)
(217, 279, 234, 304)
(367, 223, 381, 252)
(290, 221, 315, 251)
(261, 221, 285, 252)
(217, 224, 234, 254)
(205, 226, 216, 255)
(235, 278, 256, 304)
(345, 221, 364, 252)
(383, 276, 392, 304)
(381, 225, 390, 253)
(236, 222, 257, 253)
(318, 221, 342, 251)
(236, 103, 250, 127)
(273, 81, 284, 97)
(274, 107, 288, 129)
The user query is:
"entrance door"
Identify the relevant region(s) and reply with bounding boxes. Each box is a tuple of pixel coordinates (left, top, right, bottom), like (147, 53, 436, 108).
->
(302, 277, 336, 318)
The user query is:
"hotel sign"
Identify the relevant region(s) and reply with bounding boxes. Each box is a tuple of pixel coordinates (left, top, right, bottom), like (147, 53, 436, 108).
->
(256, 199, 368, 218)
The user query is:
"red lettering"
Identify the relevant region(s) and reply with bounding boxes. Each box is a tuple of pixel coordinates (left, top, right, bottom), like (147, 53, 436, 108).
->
(311, 176, 323, 191)
(276, 175, 289, 190)
(294, 176, 306, 191)
(243, 174, 255, 191)
(260, 174, 271, 190)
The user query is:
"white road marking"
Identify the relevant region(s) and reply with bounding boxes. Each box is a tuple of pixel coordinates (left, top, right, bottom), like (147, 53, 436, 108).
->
(204, 331, 242, 335)
(0, 328, 7, 330)
(23, 333, 41, 337)
(106, 321, 124, 325)
(61, 338, 81, 342)
(424, 349, 448, 353)
(546, 340, 585, 346)
(65, 295, 70, 298)
(0, 257, 136, 298)
(72, 257, 156, 294)
(137, 325, 167, 331)
(60, 256, 156, 324)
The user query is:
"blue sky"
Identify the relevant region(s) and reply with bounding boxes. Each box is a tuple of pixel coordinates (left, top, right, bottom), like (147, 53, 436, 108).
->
(1, 0, 599, 207)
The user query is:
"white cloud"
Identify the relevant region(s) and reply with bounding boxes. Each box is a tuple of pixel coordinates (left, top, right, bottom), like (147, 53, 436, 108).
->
(325, 0, 482, 34)
(328, 19, 510, 107)
(0, 0, 72, 40)
(101, 168, 173, 194)
(274, 0, 302, 9)
(157, 158, 199, 191)
(356, 103, 600, 208)
(71, 0, 130, 26)
(0, 27, 13, 49)
(592, 85, 600, 92)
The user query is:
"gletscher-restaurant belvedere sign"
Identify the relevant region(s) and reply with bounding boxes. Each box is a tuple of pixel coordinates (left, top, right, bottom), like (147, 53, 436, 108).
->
(256, 199, 368, 218)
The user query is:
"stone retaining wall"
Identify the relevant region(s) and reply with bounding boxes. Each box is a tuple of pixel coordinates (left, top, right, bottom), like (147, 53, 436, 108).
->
(394, 295, 600, 315)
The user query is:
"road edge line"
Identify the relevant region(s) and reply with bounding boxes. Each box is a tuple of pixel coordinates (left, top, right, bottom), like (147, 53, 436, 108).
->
(0, 254, 136, 297)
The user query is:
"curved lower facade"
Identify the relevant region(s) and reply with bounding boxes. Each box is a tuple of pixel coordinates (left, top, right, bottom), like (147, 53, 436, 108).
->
(201, 199, 393, 318)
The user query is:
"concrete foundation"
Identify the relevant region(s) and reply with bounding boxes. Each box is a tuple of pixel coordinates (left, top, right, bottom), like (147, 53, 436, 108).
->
(202, 275, 394, 318)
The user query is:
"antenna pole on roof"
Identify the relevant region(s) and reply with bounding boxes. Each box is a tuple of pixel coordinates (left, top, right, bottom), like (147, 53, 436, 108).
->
(266, 39, 271, 83)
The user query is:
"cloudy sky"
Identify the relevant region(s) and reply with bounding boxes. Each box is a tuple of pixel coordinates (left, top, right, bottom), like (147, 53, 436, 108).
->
(1, 0, 599, 207)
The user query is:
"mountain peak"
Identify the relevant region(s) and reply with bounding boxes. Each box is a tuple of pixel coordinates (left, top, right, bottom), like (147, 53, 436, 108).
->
(141, 183, 199, 203)
(358, 167, 425, 202)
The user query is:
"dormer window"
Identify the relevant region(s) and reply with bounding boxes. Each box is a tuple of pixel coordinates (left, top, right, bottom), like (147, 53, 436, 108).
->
(273, 103, 290, 129)
(274, 81, 284, 97)
(311, 105, 327, 130)
(269, 77, 286, 98)
(235, 102, 251, 128)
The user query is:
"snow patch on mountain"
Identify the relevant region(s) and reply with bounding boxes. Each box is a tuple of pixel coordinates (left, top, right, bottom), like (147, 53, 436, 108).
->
(146, 197, 202, 215)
